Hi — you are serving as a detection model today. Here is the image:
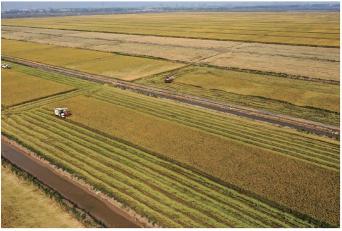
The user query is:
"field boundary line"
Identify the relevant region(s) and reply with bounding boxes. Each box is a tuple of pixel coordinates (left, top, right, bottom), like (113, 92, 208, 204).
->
(5, 88, 78, 109)
(197, 63, 339, 85)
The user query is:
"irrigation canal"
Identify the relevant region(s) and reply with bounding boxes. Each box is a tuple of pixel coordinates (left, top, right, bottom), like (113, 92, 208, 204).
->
(1, 139, 141, 228)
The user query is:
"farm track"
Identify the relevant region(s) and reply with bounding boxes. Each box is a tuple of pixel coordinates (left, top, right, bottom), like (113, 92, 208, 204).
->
(2, 56, 339, 139)
(1, 108, 322, 227)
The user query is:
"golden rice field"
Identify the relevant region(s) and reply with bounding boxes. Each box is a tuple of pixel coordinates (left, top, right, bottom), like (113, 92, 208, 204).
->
(2, 12, 339, 47)
(46, 92, 339, 225)
(1, 165, 84, 228)
(1, 68, 74, 107)
(172, 66, 340, 112)
(2, 39, 183, 81)
(2, 63, 339, 226)
(1, 10, 340, 228)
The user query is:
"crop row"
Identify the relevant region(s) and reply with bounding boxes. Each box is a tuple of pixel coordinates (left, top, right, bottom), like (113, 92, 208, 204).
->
(93, 89, 339, 171)
(2, 109, 316, 228)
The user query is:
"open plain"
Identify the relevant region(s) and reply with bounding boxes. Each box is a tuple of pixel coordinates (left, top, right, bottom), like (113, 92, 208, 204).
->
(1, 10, 340, 228)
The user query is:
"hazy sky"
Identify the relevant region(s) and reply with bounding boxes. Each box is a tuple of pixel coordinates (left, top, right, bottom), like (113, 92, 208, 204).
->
(2, 1, 339, 11)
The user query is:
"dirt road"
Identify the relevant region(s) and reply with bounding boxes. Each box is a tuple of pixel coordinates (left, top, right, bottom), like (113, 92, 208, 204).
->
(3, 56, 339, 138)
(1, 139, 141, 228)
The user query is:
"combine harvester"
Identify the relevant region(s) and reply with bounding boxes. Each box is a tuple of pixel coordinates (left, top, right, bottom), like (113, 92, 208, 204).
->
(54, 108, 71, 118)
(1, 63, 11, 69)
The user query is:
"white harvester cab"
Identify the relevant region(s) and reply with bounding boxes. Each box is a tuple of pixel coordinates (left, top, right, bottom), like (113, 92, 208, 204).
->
(1, 64, 11, 69)
(54, 108, 71, 118)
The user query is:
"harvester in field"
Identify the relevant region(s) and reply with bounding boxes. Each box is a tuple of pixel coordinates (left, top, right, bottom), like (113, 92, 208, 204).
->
(1, 64, 11, 69)
(54, 108, 71, 118)
(164, 74, 174, 83)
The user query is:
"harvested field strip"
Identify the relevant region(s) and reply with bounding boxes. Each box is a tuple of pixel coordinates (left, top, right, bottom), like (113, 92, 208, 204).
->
(136, 77, 339, 126)
(93, 90, 339, 171)
(2, 110, 317, 227)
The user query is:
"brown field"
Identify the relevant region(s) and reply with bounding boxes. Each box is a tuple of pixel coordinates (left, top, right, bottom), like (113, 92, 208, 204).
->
(48, 94, 339, 225)
(2, 26, 339, 80)
(1, 68, 74, 107)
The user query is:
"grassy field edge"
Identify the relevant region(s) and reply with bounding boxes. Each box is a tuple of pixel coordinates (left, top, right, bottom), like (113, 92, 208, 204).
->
(1, 147, 103, 228)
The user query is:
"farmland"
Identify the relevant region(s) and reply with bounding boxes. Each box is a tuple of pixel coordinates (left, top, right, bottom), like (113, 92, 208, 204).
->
(1, 10, 340, 228)
(136, 68, 339, 126)
(2, 63, 340, 226)
(2, 38, 339, 125)
(2, 68, 75, 107)
(2, 12, 339, 47)
(164, 67, 339, 112)
(1, 164, 84, 228)
(2, 39, 183, 81)
(2, 26, 340, 81)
